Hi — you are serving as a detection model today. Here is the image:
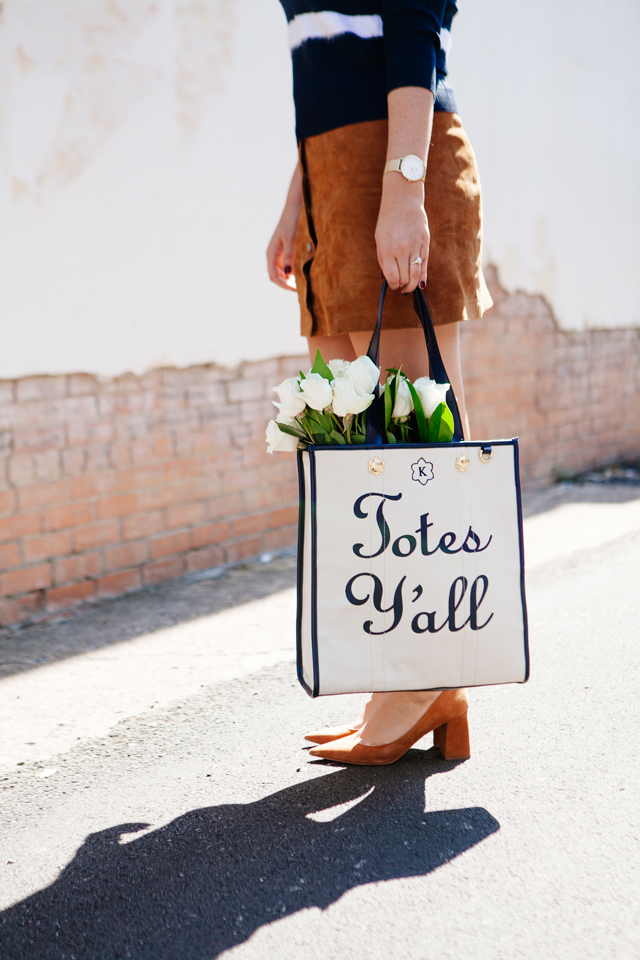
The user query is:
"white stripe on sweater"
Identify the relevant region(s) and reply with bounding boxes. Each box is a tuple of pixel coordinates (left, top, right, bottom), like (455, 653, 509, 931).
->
(288, 11, 383, 50)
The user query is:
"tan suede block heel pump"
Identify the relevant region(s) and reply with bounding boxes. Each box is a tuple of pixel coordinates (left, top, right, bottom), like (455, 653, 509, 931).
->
(308, 690, 470, 765)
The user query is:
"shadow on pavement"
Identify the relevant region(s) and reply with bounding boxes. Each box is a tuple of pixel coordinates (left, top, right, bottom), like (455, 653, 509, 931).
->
(0, 757, 499, 959)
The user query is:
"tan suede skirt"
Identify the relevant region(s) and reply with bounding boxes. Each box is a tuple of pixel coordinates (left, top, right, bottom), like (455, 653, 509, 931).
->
(293, 113, 493, 337)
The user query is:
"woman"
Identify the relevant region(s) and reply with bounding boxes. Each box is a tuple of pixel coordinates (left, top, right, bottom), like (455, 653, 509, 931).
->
(267, 0, 492, 764)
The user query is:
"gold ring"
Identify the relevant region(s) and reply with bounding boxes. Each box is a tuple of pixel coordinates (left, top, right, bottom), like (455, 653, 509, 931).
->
(410, 256, 423, 266)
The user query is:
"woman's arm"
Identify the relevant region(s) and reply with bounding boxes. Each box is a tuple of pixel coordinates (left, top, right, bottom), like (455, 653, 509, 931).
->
(376, 86, 434, 294)
(267, 164, 303, 291)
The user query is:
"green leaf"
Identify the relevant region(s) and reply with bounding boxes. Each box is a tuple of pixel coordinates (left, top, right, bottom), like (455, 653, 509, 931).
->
(299, 370, 306, 380)
(276, 422, 306, 440)
(427, 402, 454, 444)
(329, 429, 346, 445)
(387, 373, 399, 423)
(320, 413, 335, 433)
(352, 434, 367, 444)
(310, 348, 334, 382)
(383, 382, 392, 432)
(305, 408, 333, 432)
(305, 408, 321, 425)
(386, 428, 397, 444)
(300, 416, 324, 445)
(391, 372, 399, 411)
(318, 411, 331, 432)
(405, 381, 429, 442)
(360, 407, 370, 435)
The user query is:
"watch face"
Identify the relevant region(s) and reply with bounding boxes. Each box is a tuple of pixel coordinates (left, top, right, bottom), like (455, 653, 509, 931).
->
(400, 155, 424, 181)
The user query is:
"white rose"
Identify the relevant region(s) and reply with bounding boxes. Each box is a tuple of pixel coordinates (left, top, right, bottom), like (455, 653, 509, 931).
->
(348, 355, 380, 395)
(266, 418, 299, 454)
(273, 376, 306, 418)
(331, 370, 374, 416)
(328, 358, 351, 376)
(299, 372, 333, 411)
(391, 377, 414, 418)
(413, 377, 450, 417)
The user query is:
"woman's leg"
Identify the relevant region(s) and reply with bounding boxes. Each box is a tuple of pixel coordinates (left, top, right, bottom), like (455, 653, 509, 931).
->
(307, 334, 356, 366)
(347, 321, 469, 746)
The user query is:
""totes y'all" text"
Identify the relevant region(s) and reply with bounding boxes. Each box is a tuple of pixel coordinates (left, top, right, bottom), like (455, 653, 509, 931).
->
(345, 492, 494, 635)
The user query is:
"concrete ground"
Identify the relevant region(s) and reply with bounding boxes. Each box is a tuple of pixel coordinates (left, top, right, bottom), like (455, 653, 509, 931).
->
(0, 482, 639, 959)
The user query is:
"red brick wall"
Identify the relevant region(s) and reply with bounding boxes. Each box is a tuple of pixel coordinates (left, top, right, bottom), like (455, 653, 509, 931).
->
(1, 274, 639, 626)
(462, 270, 640, 486)
(0, 358, 303, 626)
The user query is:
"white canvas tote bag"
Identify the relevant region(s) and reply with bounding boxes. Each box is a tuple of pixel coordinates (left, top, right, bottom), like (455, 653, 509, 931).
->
(296, 284, 529, 697)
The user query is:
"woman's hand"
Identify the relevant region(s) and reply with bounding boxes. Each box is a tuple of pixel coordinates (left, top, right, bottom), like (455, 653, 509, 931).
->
(376, 86, 434, 294)
(267, 165, 303, 292)
(375, 176, 429, 293)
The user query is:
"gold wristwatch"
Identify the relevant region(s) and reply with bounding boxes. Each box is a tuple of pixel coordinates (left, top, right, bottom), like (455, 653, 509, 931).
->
(384, 154, 426, 182)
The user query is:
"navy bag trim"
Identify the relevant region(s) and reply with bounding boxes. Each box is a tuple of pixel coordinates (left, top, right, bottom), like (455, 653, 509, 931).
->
(295, 449, 313, 696)
(513, 439, 530, 681)
(295, 448, 321, 697)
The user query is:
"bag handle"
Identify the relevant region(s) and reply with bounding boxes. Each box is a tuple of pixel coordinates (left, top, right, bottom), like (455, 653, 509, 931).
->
(365, 281, 464, 444)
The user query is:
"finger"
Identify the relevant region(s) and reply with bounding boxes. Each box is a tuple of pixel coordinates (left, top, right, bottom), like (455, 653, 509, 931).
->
(267, 237, 296, 291)
(382, 255, 401, 290)
(419, 256, 427, 291)
(273, 272, 297, 291)
(397, 254, 411, 291)
(402, 256, 422, 294)
(266, 236, 282, 284)
(419, 234, 430, 290)
(280, 248, 298, 290)
(282, 235, 295, 280)
(272, 239, 294, 287)
(402, 249, 429, 294)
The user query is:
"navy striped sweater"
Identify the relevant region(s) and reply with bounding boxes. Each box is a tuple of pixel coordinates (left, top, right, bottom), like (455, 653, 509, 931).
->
(279, 1, 458, 140)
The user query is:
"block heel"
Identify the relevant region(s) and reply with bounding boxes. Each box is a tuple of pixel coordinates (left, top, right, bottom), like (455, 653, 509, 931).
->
(439, 710, 470, 759)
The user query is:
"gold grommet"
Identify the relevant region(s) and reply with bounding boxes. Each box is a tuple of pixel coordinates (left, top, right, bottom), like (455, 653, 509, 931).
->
(479, 447, 493, 463)
(368, 457, 385, 475)
(455, 455, 470, 473)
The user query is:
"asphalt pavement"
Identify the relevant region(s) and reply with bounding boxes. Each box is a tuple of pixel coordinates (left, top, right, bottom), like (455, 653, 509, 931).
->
(0, 483, 639, 960)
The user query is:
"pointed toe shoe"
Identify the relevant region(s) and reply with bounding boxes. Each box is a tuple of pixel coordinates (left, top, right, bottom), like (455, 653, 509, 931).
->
(308, 689, 470, 765)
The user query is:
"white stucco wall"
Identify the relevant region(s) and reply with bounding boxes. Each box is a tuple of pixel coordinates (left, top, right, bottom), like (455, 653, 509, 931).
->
(0, 0, 639, 379)
(451, 0, 640, 331)
(0, 0, 303, 379)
